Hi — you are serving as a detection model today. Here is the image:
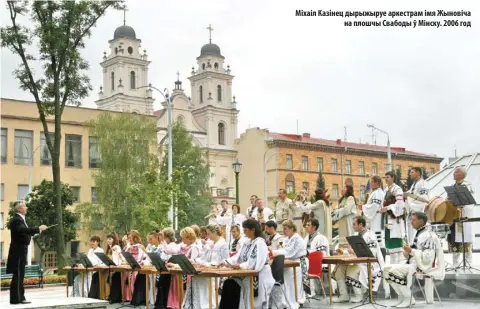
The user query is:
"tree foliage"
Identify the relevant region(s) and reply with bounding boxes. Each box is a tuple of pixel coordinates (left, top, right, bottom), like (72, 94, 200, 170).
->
(421, 167, 429, 180)
(7, 180, 78, 270)
(161, 121, 212, 228)
(395, 168, 403, 186)
(1, 0, 122, 271)
(76, 112, 177, 237)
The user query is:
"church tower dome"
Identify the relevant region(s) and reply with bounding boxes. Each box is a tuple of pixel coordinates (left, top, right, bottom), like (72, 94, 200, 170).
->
(199, 43, 223, 59)
(113, 25, 137, 40)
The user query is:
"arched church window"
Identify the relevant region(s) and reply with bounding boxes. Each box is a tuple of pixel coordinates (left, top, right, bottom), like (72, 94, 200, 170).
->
(128, 46, 133, 55)
(111, 72, 115, 90)
(199, 86, 203, 103)
(130, 71, 135, 89)
(285, 173, 295, 193)
(218, 122, 225, 145)
(202, 63, 206, 70)
(214, 63, 219, 70)
(177, 115, 185, 125)
(115, 47, 118, 55)
(217, 85, 222, 102)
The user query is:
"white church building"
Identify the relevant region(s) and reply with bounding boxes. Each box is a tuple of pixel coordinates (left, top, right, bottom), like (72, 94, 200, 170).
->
(95, 23, 239, 207)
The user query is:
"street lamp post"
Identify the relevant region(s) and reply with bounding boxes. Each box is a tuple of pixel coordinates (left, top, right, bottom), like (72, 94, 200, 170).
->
(367, 124, 392, 172)
(137, 84, 174, 227)
(232, 159, 242, 204)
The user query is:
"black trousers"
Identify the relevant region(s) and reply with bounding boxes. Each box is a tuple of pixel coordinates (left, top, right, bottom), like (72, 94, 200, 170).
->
(154, 274, 171, 309)
(10, 260, 26, 304)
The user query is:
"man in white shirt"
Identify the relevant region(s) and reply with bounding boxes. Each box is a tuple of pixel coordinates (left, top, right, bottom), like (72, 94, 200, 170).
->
(359, 176, 385, 247)
(405, 167, 429, 244)
(246, 194, 258, 219)
(304, 218, 329, 300)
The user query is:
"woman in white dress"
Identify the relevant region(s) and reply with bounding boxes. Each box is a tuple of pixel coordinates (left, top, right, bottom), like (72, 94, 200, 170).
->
(71, 235, 104, 297)
(182, 225, 229, 309)
(271, 220, 308, 309)
(219, 219, 275, 309)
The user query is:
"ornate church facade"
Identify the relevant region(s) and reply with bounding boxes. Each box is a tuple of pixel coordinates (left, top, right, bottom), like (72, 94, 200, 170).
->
(95, 23, 239, 207)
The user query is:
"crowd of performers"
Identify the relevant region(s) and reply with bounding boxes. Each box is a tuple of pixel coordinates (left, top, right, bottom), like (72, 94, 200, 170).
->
(71, 166, 475, 309)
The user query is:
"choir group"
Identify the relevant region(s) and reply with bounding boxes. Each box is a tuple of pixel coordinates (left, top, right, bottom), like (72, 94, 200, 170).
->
(69, 166, 475, 309)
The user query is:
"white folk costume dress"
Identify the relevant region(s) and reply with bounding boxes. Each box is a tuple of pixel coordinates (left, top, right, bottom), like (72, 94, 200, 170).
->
(332, 229, 385, 302)
(275, 198, 293, 234)
(222, 237, 275, 309)
(230, 236, 249, 257)
(332, 196, 357, 247)
(296, 199, 333, 244)
(71, 247, 104, 297)
(384, 183, 406, 264)
(448, 181, 476, 266)
(362, 188, 385, 246)
(406, 179, 429, 245)
(215, 209, 232, 242)
(247, 205, 258, 219)
(266, 233, 283, 251)
(145, 244, 161, 305)
(384, 224, 436, 308)
(252, 207, 274, 225)
(272, 233, 308, 309)
(304, 231, 329, 298)
(183, 238, 229, 309)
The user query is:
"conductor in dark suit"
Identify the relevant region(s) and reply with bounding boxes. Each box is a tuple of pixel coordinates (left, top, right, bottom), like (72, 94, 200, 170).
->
(7, 201, 47, 304)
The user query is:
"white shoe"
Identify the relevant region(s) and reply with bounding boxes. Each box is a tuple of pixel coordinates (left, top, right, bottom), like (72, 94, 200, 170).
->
(350, 287, 364, 303)
(333, 280, 350, 303)
(389, 283, 404, 307)
(396, 285, 415, 308)
(333, 295, 350, 303)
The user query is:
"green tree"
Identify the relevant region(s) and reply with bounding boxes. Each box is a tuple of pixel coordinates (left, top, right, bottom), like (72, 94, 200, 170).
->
(161, 121, 212, 228)
(421, 167, 429, 180)
(7, 180, 77, 270)
(310, 171, 326, 202)
(395, 168, 403, 186)
(406, 168, 413, 189)
(76, 112, 174, 236)
(1, 0, 122, 271)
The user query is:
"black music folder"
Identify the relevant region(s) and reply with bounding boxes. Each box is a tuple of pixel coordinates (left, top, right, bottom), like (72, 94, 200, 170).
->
(77, 253, 94, 267)
(346, 235, 375, 258)
(169, 254, 199, 275)
(147, 252, 168, 272)
(121, 251, 141, 270)
(95, 252, 116, 266)
(445, 185, 477, 207)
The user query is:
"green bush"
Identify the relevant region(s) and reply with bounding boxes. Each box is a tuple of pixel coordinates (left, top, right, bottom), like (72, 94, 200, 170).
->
(0, 275, 66, 288)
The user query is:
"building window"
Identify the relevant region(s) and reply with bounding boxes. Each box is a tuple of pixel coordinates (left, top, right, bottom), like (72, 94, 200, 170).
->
(1, 128, 7, 163)
(218, 123, 225, 145)
(0, 212, 4, 230)
(360, 185, 366, 201)
(285, 173, 295, 193)
(331, 159, 338, 173)
(359, 161, 365, 175)
(89, 137, 101, 168)
(214, 62, 219, 70)
(372, 163, 378, 175)
(301, 156, 308, 171)
(202, 63, 205, 70)
(91, 187, 98, 204)
(17, 184, 29, 201)
(286, 154, 293, 169)
(199, 86, 203, 103)
(65, 134, 82, 168)
(111, 72, 115, 90)
(0, 183, 3, 201)
(44, 251, 57, 269)
(302, 182, 309, 193)
(71, 186, 80, 203)
(217, 85, 222, 101)
(14, 129, 33, 165)
(317, 157, 323, 172)
(333, 184, 339, 199)
(345, 160, 352, 174)
(429, 168, 435, 176)
(130, 71, 136, 89)
(40, 132, 54, 165)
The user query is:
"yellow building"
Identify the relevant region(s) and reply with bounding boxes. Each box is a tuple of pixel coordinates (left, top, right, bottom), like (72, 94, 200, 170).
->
(235, 128, 443, 208)
(0, 98, 156, 266)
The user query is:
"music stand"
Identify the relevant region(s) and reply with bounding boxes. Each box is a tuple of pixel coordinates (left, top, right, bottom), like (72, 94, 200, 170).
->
(76, 253, 93, 297)
(147, 253, 168, 272)
(444, 185, 478, 272)
(121, 252, 141, 270)
(346, 235, 384, 309)
(95, 252, 116, 266)
(169, 254, 199, 309)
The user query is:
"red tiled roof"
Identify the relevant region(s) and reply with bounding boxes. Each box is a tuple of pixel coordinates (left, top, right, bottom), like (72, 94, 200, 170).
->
(268, 132, 439, 159)
(153, 109, 166, 117)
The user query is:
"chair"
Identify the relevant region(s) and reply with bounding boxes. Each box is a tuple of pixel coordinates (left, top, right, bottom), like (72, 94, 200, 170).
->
(307, 251, 327, 301)
(409, 235, 445, 308)
(270, 255, 293, 309)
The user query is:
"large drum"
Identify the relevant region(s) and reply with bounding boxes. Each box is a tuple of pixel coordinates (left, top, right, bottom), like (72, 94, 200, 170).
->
(425, 196, 458, 224)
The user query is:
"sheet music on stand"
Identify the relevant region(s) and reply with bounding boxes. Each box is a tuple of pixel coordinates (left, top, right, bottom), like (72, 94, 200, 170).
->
(346, 235, 375, 258)
(169, 254, 199, 275)
(445, 185, 477, 207)
(77, 253, 93, 267)
(95, 252, 116, 266)
(147, 252, 168, 272)
(121, 251, 141, 270)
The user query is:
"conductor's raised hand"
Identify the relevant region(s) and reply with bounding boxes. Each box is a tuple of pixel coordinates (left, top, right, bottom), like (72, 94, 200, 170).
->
(39, 225, 48, 231)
